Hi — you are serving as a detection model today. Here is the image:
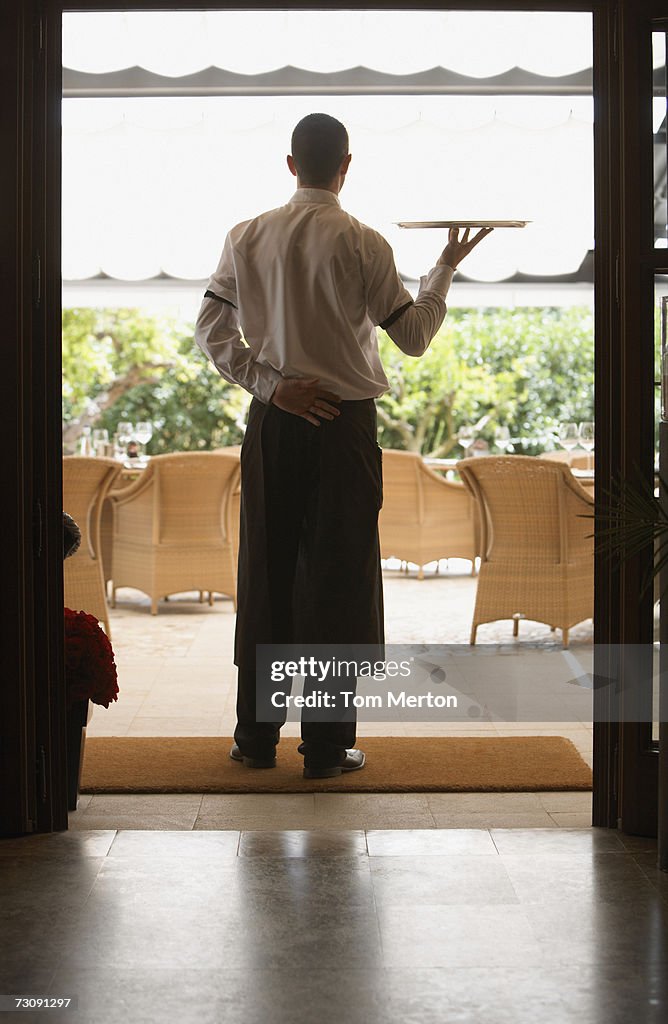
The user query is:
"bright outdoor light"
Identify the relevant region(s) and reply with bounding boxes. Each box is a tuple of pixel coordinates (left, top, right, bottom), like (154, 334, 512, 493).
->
(61, 11, 596, 291)
(62, 10, 594, 78)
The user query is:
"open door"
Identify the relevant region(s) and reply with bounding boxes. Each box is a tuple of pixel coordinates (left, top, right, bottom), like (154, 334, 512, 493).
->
(593, 3, 668, 839)
(0, 0, 67, 836)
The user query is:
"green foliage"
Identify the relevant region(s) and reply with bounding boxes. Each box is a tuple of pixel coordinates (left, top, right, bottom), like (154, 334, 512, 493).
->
(377, 306, 594, 456)
(63, 305, 594, 457)
(62, 308, 247, 453)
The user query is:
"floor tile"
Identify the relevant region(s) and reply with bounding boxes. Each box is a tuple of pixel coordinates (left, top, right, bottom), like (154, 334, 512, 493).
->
(84, 794, 203, 815)
(199, 794, 315, 816)
(490, 827, 626, 856)
(548, 811, 593, 827)
(232, 857, 375, 908)
(367, 828, 497, 856)
(314, 792, 432, 814)
(426, 792, 545, 812)
(377, 904, 544, 968)
(47, 967, 389, 1024)
(370, 854, 519, 906)
(631, 852, 668, 898)
(238, 830, 367, 857)
(431, 811, 559, 829)
(0, 830, 115, 859)
(500, 851, 657, 905)
(107, 830, 239, 859)
(524, 898, 668, 964)
(538, 791, 593, 812)
(68, 813, 201, 831)
(194, 815, 322, 832)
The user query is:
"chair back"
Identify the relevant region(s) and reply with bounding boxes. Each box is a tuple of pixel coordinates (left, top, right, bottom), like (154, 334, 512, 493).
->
(380, 449, 472, 525)
(150, 451, 240, 546)
(458, 455, 593, 565)
(62, 456, 120, 559)
(380, 450, 425, 526)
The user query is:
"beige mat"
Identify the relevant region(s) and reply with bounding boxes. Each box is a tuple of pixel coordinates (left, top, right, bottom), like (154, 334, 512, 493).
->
(80, 736, 592, 793)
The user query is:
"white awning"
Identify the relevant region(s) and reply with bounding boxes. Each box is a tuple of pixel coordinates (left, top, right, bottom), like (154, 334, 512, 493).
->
(62, 94, 594, 285)
(62, 11, 600, 79)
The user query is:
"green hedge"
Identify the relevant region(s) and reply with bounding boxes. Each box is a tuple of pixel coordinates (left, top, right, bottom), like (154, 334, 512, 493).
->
(62, 306, 594, 457)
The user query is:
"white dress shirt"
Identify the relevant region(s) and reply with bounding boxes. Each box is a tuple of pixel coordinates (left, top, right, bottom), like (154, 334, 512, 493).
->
(195, 188, 454, 403)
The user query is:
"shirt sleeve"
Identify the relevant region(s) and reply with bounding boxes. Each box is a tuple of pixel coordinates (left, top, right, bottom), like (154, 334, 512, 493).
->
(364, 233, 455, 357)
(205, 231, 241, 307)
(194, 294, 282, 405)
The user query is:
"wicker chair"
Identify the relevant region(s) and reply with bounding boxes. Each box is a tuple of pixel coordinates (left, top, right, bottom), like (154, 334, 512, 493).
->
(378, 449, 479, 578)
(62, 456, 122, 636)
(458, 455, 594, 647)
(109, 451, 240, 614)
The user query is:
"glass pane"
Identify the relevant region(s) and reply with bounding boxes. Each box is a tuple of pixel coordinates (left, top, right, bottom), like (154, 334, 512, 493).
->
(654, 32, 667, 249)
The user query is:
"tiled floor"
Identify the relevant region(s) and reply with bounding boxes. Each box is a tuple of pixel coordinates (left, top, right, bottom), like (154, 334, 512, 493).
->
(1, 827, 666, 1023)
(67, 790, 593, 832)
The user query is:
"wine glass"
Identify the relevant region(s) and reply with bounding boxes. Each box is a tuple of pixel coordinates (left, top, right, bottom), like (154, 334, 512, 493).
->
(92, 428, 109, 457)
(135, 421, 153, 462)
(494, 425, 514, 453)
(558, 422, 580, 453)
(578, 421, 595, 470)
(117, 421, 133, 445)
(117, 421, 133, 460)
(457, 425, 475, 455)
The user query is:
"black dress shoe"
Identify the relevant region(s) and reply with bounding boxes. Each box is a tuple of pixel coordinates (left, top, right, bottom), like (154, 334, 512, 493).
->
(229, 744, 276, 769)
(303, 748, 365, 779)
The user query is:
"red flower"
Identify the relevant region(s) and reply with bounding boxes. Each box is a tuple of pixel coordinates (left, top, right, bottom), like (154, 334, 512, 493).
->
(64, 608, 119, 709)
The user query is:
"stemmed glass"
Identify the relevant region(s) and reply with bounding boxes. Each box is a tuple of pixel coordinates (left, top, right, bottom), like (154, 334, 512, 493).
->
(578, 421, 595, 470)
(117, 421, 133, 459)
(92, 428, 109, 457)
(558, 422, 580, 452)
(134, 421, 153, 462)
(494, 425, 514, 453)
(457, 425, 475, 456)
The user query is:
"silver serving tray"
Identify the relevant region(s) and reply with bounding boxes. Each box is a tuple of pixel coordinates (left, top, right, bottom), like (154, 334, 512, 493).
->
(396, 220, 530, 229)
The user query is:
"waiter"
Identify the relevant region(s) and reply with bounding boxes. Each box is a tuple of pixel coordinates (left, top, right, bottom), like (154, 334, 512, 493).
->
(195, 113, 491, 779)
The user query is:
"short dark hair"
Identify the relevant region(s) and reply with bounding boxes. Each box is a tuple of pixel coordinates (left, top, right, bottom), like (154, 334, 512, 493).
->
(291, 114, 349, 187)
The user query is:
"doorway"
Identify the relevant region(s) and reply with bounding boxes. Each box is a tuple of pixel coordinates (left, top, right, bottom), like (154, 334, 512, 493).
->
(2, 0, 665, 838)
(60, 10, 595, 819)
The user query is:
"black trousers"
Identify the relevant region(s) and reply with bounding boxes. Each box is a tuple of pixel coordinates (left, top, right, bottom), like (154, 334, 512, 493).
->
(233, 396, 384, 767)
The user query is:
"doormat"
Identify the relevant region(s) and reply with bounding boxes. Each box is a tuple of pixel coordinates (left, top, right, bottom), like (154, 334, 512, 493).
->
(80, 735, 592, 793)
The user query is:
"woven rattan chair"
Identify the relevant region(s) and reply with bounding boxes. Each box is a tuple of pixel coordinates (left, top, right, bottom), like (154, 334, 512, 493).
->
(109, 451, 240, 614)
(62, 456, 122, 636)
(458, 455, 594, 648)
(378, 449, 479, 578)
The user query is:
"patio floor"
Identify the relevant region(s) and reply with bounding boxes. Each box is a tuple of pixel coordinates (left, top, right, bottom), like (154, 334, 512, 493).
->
(88, 561, 594, 766)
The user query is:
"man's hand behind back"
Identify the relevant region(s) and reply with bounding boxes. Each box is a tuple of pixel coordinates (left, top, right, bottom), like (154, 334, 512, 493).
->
(439, 226, 494, 270)
(271, 377, 341, 426)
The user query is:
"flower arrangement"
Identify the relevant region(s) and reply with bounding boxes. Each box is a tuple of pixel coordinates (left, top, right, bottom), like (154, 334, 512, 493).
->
(64, 608, 119, 709)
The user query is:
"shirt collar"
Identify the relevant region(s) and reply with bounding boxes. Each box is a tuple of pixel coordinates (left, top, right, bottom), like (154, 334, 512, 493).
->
(288, 188, 341, 207)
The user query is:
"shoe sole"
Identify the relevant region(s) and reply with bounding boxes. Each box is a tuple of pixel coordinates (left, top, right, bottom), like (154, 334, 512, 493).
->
(303, 759, 365, 780)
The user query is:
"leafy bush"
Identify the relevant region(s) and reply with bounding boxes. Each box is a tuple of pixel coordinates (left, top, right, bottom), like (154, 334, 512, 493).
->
(62, 308, 248, 454)
(378, 306, 594, 456)
(62, 306, 594, 457)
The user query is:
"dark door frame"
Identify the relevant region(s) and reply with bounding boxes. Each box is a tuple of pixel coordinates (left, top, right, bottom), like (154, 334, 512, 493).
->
(2, 0, 663, 836)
